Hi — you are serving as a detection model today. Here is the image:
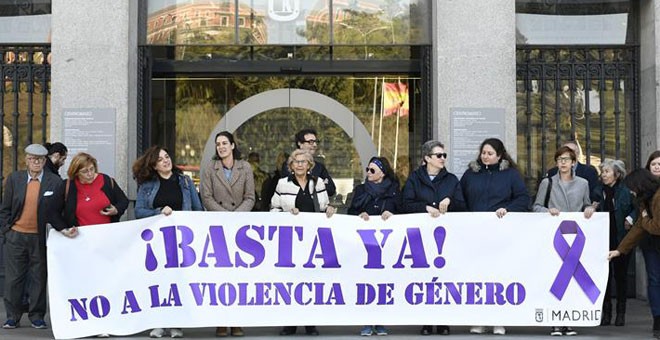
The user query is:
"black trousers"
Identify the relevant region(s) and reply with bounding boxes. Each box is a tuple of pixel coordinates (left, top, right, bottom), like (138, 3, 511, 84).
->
(3, 229, 47, 322)
(603, 252, 631, 307)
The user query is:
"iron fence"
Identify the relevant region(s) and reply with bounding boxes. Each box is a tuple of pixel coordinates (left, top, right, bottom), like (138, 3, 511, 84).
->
(0, 44, 51, 197)
(516, 45, 639, 193)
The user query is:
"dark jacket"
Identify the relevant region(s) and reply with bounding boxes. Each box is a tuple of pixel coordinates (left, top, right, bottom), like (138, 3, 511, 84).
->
(281, 159, 336, 197)
(348, 178, 401, 216)
(401, 166, 466, 213)
(63, 173, 129, 227)
(460, 160, 530, 212)
(547, 162, 601, 203)
(597, 180, 635, 245)
(44, 158, 60, 176)
(0, 170, 68, 250)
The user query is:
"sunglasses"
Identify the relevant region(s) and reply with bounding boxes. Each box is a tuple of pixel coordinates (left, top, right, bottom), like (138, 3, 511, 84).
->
(429, 152, 448, 159)
(365, 167, 378, 174)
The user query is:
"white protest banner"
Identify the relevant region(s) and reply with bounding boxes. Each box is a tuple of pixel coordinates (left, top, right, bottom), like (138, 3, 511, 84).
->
(47, 211, 608, 339)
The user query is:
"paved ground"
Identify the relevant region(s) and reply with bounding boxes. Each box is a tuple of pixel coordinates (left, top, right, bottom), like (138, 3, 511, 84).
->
(0, 299, 655, 339)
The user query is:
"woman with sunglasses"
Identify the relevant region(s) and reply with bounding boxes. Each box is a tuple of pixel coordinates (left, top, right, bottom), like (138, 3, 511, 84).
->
(402, 140, 465, 336)
(348, 156, 400, 336)
(460, 138, 529, 336)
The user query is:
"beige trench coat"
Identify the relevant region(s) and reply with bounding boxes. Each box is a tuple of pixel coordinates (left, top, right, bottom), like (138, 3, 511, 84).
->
(201, 159, 255, 211)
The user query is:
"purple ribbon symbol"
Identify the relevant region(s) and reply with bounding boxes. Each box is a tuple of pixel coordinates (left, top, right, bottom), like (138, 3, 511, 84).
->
(550, 220, 600, 304)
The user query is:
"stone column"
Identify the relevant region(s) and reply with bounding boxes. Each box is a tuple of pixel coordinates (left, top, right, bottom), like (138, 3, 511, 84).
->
(433, 0, 516, 172)
(50, 1, 138, 196)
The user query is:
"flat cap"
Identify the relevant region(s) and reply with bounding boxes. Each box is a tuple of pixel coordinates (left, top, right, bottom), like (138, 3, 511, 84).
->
(25, 143, 48, 156)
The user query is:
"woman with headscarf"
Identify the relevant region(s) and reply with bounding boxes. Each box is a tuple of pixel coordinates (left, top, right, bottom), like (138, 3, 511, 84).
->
(348, 156, 400, 336)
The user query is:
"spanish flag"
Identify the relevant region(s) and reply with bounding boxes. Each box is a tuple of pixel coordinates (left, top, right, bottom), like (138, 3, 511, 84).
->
(382, 82, 409, 117)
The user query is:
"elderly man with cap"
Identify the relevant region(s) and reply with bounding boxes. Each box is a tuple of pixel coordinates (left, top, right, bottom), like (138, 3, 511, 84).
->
(0, 144, 77, 330)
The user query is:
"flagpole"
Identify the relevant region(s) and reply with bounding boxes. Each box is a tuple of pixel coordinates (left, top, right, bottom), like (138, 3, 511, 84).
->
(378, 78, 385, 156)
(393, 78, 402, 169)
(371, 77, 378, 139)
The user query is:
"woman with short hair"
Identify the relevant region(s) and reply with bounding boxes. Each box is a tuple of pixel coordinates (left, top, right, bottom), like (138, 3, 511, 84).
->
(272, 149, 335, 336)
(402, 140, 465, 336)
(596, 159, 634, 326)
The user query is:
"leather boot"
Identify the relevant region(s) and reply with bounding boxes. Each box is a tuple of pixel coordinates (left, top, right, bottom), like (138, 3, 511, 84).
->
(614, 300, 626, 326)
(600, 299, 612, 326)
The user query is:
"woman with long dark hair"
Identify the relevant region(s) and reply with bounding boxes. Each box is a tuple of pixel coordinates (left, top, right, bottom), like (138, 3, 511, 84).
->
(133, 145, 203, 339)
(461, 138, 529, 336)
(200, 131, 254, 337)
(609, 168, 660, 339)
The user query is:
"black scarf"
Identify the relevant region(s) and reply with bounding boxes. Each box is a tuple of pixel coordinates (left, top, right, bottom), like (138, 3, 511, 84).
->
(353, 178, 393, 211)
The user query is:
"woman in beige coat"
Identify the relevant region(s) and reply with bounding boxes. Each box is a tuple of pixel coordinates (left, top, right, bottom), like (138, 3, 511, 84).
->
(200, 130, 254, 337)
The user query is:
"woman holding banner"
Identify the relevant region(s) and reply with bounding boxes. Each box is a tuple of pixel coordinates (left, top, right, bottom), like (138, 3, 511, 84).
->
(609, 168, 660, 339)
(63, 152, 129, 338)
(461, 137, 529, 336)
(402, 140, 464, 335)
(63, 152, 129, 228)
(133, 145, 203, 338)
(534, 146, 594, 336)
(348, 156, 400, 336)
(595, 159, 634, 327)
(200, 131, 254, 337)
(271, 149, 335, 336)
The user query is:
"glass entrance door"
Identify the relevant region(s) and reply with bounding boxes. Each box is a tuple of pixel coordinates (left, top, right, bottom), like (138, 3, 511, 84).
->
(149, 75, 422, 212)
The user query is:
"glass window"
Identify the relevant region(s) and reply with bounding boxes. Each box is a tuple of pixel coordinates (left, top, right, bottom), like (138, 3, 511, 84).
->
(516, 0, 635, 45)
(0, 1, 51, 43)
(146, 0, 431, 45)
(150, 75, 421, 212)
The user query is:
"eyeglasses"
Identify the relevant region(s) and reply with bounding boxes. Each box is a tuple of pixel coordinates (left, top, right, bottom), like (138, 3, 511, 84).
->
(365, 167, 378, 174)
(303, 139, 320, 145)
(79, 166, 96, 175)
(556, 156, 573, 163)
(293, 160, 307, 165)
(429, 152, 447, 159)
(26, 156, 45, 163)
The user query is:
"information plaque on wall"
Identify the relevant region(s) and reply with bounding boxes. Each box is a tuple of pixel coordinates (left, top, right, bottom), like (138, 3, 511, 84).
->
(449, 108, 504, 177)
(62, 108, 116, 178)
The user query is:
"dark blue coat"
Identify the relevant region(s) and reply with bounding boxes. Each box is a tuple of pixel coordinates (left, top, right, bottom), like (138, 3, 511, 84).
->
(347, 179, 400, 216)
(460, 160, 530, 212)
(401, 166, 466, 213)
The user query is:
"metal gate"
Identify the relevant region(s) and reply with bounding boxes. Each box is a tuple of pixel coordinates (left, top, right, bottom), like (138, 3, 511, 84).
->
(516, 45, 638, 192)
(516, 45, 639, 296)
(1, 44, 52, 195)
(0, 44, 51, 296)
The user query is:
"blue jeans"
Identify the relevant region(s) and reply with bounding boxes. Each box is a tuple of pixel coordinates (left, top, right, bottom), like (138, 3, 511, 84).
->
(642, 244, 660, 317)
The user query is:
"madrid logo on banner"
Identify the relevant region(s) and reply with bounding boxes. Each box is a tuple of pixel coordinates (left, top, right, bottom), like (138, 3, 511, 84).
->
(47, 212, 608, 339)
